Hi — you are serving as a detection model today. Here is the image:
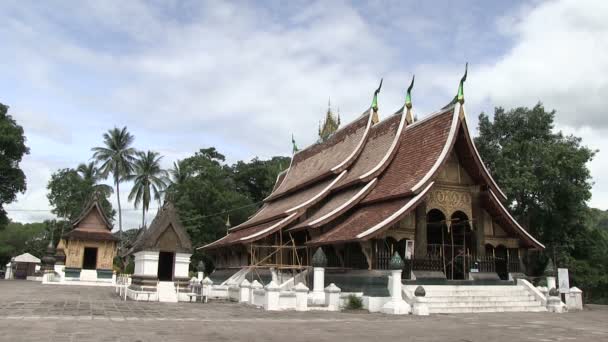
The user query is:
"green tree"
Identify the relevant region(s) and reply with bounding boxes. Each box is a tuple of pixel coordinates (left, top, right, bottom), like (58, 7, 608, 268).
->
(0, 221, 47, 266)
(124, 151, 167, 228)
(91, 127, 136, 242)
(232, 156, 290, 204)
(77, 162, 113, 197)
(0, 103, 29, 228)
(165, 159, 190, 195)
(475, 104, 595, 250)
(47, 168, 115, 222)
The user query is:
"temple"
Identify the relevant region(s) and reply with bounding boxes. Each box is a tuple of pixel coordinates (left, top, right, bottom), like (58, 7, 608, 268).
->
(57, 198, 118, 283)
(202, 74, 544, 286)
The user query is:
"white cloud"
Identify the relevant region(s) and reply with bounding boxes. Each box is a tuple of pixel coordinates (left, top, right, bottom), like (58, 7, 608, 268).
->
(469, 0, 608, 209)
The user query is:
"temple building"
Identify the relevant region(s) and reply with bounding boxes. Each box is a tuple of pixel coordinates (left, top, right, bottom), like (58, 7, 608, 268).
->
(202, 73, 544, 285)
(126, 202, 193, 302)
(58, 198, 118, 283)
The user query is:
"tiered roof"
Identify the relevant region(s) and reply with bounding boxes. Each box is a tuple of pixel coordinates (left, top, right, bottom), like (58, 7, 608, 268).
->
(128, 202, 192, 254)
(203, 87, 544, 251)
(64, 199, 119, 242)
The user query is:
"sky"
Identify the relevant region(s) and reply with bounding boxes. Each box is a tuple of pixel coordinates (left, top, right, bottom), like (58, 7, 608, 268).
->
(2, 0, 608, 230)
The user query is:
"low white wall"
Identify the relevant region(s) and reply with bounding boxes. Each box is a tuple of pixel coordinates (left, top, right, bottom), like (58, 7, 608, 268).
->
(252, 289, 266, 307)
(228, 286, 240, 302)
(209, 285, 229, 299)
(363, 296, 391, 313)
(279, 292, 297, 310)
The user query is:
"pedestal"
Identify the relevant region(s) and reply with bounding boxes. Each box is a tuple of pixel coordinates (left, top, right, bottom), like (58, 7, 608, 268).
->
(295, 283, 309, 312)
(325, 283, 341, 311)
(239, 279, 251, 303)
(381, 270, 411, 315)
(264, 281, 280, 311)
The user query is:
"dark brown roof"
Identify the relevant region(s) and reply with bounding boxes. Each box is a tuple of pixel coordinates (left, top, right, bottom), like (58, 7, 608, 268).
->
(64, 230, 120, 242)
(268, 111, 372, 200)
(334, 112, 403, 189)
(288, 181, 375, 232)
(71, 198, 113, 231)
(481, 190, 544, 249)
(307, 181, 434, 245)
(203, 214, 298, 249)
(128, 202, 192, 254)
(362, 107, 456, 203)
(231, 173, 344, 231)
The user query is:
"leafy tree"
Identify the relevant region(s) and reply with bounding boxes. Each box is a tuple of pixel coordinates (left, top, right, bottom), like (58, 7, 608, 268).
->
(0, 103, 29, 228)
(92, 127, 136, 242)
(232, 156, 290, 204)
(47, 168, 115, 223)
(0, 221, 47, 266)
(474, 103, 608, 302)
(124, 150, 167, 228)
(475, 104, 596, 250)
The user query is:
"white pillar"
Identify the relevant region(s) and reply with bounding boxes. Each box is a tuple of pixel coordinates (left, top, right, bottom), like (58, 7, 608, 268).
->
(294, 282, 309, 312)
(381, 269, 411, 315)
(325, 283, 341, 311)
(264, 281, 280, 311)
(239, 279, 251, 303)
(197, 272, 204, 281)
(312, 267, 326, 305)
(546, 276, 556, 291)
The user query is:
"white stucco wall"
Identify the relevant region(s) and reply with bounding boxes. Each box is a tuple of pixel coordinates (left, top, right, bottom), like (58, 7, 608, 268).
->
(134, 251, 159, 277)
(174, 253, 191, 279)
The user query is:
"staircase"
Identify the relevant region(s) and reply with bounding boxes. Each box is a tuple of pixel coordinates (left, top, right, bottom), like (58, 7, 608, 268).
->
(404, 285, 546, 313)
(157, 281, 178, 303)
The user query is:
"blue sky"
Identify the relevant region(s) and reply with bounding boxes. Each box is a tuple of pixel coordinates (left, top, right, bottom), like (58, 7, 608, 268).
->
(2, 0, 608, 229)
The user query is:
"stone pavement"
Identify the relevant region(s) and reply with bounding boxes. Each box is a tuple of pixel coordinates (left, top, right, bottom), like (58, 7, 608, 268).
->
(1, 280, 607, 342)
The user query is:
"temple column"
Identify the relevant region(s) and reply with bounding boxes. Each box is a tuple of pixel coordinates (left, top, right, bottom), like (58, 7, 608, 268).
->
(414, 202, 427, 258)
(471, 191, 485, 257)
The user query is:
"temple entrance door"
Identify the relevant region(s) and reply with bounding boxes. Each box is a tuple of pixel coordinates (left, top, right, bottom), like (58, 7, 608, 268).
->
(157, 251, 174, 281)
(447, 211, 474, 280)
(494, 245, 508, 280)
(82, 247, 98, 270)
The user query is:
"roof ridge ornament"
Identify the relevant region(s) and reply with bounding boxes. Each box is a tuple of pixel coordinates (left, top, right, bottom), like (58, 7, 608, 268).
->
(457, 62, 468, 104)
(291, 134, 299, 154)
(371, 78, 383, 112)
(405, 75, 415, 124)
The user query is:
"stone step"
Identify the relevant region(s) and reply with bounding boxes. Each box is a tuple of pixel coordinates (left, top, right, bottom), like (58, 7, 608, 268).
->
(428, 305, 547, 314)
(419, 295, 535, 303)
(405, 285, 524, 292)
(424, 300, 540, 308)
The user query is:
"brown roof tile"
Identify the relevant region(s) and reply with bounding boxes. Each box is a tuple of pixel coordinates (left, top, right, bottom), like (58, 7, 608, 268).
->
(268, 111, 371, 199)
(202, 214, 297, 249)
(288, 180, 375, 232)
(362, 107, 456, 203)
(335, 112, 402, 189)
(64, 230, 120, 242)
(307, 198, 409, 245)
(232, 173, 343, 231)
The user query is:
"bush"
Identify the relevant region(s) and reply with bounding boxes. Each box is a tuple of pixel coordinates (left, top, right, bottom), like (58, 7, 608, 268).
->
(345, 294, 363, 310)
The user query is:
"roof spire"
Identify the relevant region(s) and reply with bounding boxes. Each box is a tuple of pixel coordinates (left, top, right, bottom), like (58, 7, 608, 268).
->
(225, 215, 231, 235)
(371, 78, 383, 112)
(405, 75, 415, 124)
(456, 63, 468, 104)
(291, 134, 299, 154)
(405, 75, 414, 109)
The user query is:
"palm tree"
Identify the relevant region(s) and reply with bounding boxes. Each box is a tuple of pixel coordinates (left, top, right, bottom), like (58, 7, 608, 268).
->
(125, 150, 167, 228)
(76, 161, 114, 197)
(91, 127, 137, 242)
(167, 159, 190, 189)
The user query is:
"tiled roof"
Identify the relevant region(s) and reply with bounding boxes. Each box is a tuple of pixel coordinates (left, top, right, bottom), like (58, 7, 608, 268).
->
(362, 107, 456, 203)
(127, 202, 192, 254)
(288, 180, 375, 232)
(268, 110, 372, 199)
(335, 112, 402, 189)
(231, 173, 344, 231)
(481, 190, 545, 249)
(64, 230, 120, 242)
(203, 214, 297, 249)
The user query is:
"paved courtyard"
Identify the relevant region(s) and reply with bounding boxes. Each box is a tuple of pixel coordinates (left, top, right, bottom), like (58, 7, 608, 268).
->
(1, 280, 607, 342)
